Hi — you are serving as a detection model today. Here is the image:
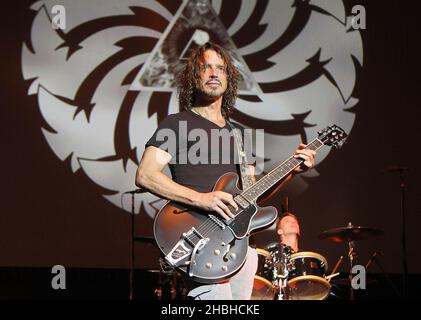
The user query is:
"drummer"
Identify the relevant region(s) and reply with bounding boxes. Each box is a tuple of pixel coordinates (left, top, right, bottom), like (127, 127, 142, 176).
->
(276, 213, 300, 253)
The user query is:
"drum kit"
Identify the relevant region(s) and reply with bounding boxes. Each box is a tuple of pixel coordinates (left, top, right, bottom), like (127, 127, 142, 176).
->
(251, 223, 384, 300)
(137, 223, 383, 300)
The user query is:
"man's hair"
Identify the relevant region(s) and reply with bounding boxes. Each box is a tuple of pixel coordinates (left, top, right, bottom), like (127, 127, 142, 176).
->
(276, 212, 299, 232)
(177, 42, 239, 117)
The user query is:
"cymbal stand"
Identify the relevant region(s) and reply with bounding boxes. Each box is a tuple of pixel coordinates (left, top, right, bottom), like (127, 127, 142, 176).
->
(347, 240, 356, 300)
(366, 251, 401, 297)
(347, 222, 358, 300)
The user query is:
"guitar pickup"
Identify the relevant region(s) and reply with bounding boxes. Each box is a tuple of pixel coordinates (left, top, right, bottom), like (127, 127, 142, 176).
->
(208, 215, 226, 229)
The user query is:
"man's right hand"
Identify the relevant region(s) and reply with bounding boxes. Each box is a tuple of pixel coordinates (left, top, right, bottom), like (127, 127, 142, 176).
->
(194, 191, 239, 221)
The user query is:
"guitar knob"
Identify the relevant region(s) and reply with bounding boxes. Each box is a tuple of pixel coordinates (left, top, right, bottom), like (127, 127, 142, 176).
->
(214, 249, 221, 256)
(222, 266, 228, 271)
(205, 262, 212, 269)
(229, 253, 237, 260)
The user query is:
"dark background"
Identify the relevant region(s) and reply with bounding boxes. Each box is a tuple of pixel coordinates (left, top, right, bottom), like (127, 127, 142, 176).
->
(0, 0, 420, 299)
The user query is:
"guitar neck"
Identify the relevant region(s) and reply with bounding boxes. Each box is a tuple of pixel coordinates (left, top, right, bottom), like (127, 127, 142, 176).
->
(240, 138, 325, 203)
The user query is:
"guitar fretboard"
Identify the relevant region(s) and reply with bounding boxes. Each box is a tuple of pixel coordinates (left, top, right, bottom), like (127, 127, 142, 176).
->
(241, 139, 324, 203)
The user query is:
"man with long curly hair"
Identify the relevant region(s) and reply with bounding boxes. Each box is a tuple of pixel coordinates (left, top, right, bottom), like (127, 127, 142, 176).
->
(136, 42, 316, 300)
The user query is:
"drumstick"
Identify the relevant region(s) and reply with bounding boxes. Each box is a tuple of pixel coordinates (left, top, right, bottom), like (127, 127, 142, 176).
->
(326, 273, 340, 281)
(330, 255, 344, 276)
(325, 255, 344, 283)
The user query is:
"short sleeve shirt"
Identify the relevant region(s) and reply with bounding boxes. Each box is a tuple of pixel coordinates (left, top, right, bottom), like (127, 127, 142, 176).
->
(145, 110, 253, 193)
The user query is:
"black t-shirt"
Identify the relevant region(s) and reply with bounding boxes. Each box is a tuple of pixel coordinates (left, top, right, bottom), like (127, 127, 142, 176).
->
(145, 110, 253, 193)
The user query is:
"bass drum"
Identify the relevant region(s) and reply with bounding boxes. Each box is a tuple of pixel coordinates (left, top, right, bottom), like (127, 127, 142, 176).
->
(286, 251, 331, 300)
(251, 248, 275, 300)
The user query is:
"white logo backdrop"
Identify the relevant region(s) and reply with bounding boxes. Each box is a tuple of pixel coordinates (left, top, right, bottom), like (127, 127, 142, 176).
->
(21, 0, 363, 218)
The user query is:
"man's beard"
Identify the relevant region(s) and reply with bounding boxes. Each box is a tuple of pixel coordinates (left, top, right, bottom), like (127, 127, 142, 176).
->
(202, 88, 223, 98)
(197, 84, 225, 100)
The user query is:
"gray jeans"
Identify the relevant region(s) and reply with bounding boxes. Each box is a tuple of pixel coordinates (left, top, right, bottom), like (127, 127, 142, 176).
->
(187, 246, 258, 300)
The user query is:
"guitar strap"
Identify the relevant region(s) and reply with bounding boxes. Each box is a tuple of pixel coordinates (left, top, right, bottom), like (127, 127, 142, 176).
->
(226, 120, 255, 189)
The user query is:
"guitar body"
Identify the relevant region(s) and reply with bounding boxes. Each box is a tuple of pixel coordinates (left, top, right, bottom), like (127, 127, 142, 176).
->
(154, 172, 278, 284)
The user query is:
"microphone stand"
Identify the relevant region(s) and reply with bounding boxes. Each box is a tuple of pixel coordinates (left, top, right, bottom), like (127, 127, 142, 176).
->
(122, 189, 143, 301)
(130, 191, 135, 301)
(121, 188, 147, 300)
(384, 166, 409, 297)
(399, 170, 408, 298)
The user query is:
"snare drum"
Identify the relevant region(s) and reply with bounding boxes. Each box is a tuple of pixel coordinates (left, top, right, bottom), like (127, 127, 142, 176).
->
(286, 251, 330, 300)
(251, 248, 276, 300)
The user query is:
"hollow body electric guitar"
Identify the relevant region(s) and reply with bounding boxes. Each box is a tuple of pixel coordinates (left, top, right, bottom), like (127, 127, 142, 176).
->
(154, 125, 347, 284)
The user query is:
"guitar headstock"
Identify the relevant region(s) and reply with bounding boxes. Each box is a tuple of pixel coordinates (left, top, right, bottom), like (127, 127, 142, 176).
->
(318, 125, 348, 148)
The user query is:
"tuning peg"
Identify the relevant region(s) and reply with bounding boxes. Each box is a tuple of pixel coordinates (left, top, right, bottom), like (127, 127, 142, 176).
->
(318, 128, 327, 135)
(334, 141, 345, 149)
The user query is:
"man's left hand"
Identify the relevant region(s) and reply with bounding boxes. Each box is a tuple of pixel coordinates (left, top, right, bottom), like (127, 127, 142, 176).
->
(293, 143, 316, 173)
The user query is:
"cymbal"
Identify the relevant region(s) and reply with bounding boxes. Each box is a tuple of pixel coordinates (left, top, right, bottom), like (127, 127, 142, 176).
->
(318, 226, 384, 243)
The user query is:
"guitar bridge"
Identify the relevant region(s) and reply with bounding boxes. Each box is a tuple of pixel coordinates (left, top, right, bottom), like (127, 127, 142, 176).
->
(165, 239, 192, 266)
(165, 227, 209, 267)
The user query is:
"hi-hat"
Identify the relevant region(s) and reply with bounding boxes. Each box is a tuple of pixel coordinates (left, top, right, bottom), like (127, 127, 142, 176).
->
(318, 226, 384, 243)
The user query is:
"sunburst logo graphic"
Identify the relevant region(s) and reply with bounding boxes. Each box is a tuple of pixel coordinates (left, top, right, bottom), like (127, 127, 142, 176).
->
(21, 0, 363, 218)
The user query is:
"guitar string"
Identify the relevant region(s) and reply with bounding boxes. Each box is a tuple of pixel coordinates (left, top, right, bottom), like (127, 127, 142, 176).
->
(186, 224, 217, 245)
(242, 140, 320, 200)
(196, 219, 221, 238)
(187, 218, 220, 242)
(188, 120, 247, 242)
(196, 202, 241, 237)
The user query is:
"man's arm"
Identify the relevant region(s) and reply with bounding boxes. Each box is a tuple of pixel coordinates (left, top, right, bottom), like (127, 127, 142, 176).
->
(136, 146, 238, 220)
